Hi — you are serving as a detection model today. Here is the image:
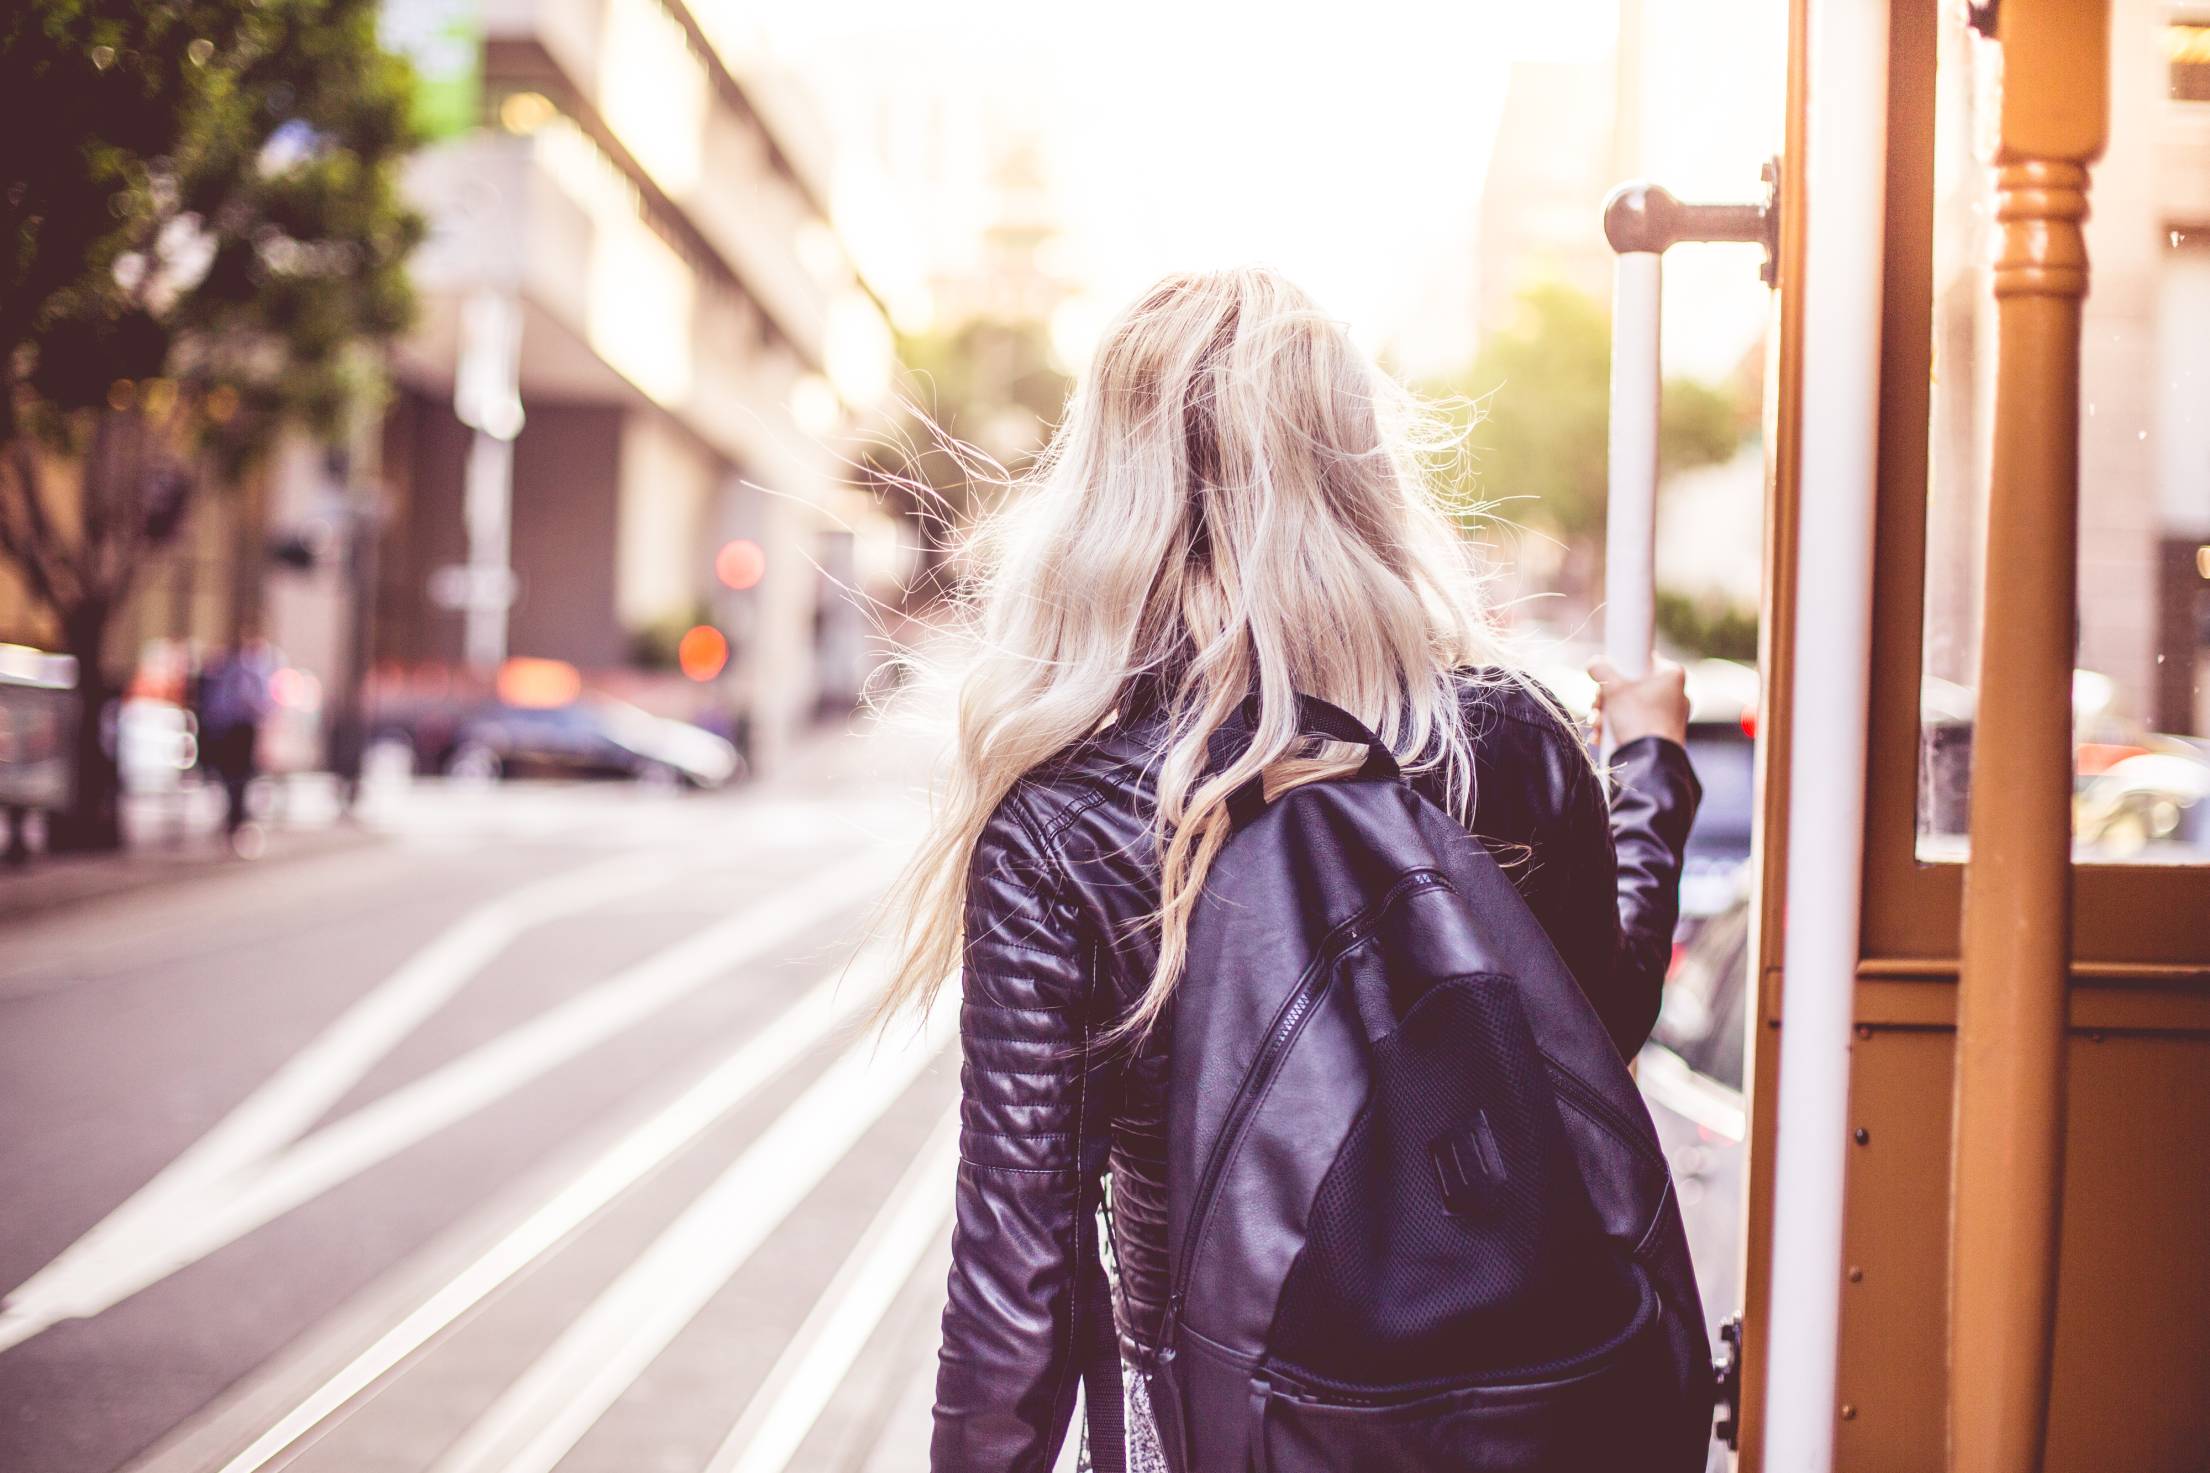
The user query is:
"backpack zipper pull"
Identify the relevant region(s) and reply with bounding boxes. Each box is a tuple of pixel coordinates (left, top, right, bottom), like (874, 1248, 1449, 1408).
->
(1155, 1291, 1184, 1364)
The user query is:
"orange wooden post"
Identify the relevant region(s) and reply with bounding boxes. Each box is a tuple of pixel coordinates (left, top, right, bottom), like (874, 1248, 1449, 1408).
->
(1949, 3, 2110, 1470)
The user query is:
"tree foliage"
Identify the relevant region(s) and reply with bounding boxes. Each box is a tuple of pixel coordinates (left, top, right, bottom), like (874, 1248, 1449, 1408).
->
(864, 316, 1070, 595)
(897, 317, 1069, 469)
(1442, 282, 1750, 545)
(1655, 588, 1760, 663)
(1, 0, 422, 845)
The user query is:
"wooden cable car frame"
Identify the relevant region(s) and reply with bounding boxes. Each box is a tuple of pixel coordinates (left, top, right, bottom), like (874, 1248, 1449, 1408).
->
(1724, 0, 2210, 1467)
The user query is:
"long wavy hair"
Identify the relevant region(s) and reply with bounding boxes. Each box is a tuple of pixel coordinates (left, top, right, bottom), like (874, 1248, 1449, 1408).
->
(878, 267, 1542, 1041)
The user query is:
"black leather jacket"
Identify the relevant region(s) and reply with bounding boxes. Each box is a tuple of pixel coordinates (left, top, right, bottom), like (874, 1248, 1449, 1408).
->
(930, 675, 1702, 1470)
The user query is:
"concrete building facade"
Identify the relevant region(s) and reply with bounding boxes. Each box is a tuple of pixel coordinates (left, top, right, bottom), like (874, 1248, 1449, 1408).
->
(0, 0, 905, 782)
(1469, 0, 1783, 628)
(355, 0, 899, 772)
(1926, 2, 2210, 740)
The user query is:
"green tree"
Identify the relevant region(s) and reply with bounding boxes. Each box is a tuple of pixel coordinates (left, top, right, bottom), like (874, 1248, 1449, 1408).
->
(866, 316, 1070, 599)
(1655, 588, 1760, 663)
(1442, 282, 1748, 590)
(2, 0, 421, 848)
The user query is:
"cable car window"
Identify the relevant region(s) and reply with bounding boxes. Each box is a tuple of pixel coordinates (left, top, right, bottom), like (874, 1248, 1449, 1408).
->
(1917, 5, 2210, 864)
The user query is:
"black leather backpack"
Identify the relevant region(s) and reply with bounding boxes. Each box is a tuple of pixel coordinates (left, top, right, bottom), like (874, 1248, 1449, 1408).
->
(1142, 695, 1713, 1471)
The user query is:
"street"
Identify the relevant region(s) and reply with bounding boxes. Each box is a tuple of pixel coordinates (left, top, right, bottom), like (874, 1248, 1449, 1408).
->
(1, 717, 1747, 1473)
(0, 725, 970, 1473)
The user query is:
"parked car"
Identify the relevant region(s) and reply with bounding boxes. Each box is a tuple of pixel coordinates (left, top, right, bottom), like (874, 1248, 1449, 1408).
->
(1677, 660, 1760, 925)
(2074, 745, 2210, 859)
(423, 694, 741, 790)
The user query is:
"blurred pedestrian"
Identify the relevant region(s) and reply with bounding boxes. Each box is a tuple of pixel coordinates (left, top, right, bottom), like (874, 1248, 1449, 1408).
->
(197, 636, 275, 852)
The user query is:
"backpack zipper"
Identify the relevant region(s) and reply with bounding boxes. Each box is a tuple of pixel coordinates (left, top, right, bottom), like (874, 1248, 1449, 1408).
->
(1541, 1055, 1669, 1173)
(1155, 868, 1451, 1362)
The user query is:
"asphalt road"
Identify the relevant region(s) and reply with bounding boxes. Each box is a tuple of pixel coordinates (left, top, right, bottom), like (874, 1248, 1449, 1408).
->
(0, 725, 1746, 1473)
(0, 728, 976, 1473)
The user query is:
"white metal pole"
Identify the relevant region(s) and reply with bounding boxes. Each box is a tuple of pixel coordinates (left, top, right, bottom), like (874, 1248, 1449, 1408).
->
(1606, 250, 1663, 682)
(456, 290, 525, 674)
(461, 428, 514, 672)
(1760, 1, 1890, 1469)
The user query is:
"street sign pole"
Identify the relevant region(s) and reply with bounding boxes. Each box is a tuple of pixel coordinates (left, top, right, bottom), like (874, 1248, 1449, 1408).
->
(460, 429, 515, 671)
(455, 291, 525, 673)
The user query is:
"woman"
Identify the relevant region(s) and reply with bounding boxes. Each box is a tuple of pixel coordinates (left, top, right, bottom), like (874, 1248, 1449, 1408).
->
(880, 268, 1701, 1469)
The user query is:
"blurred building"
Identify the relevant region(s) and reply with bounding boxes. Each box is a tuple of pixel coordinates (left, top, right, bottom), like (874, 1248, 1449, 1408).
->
(735, 35, 1080, 528)
(739, 25, 1080, 349)
(924, 136, 1076, 333)
(2084, 2, 2209, 736)
(1474, 55, 1627, 341)
(1471, 0, 1783, 625)
(1925, 2, 2210, 738)
(1474, 0, 1783, 369)
(345, 0, 899, 770)
(1, 0, 905, 778)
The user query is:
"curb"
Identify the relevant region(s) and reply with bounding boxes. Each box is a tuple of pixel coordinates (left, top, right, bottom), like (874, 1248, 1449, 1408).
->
(0, 822, 383, 925)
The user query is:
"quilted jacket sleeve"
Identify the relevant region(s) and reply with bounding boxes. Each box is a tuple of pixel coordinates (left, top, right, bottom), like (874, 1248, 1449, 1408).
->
(931, 787, 1118, 1471)
(1555, 734, 1702, 1057)
(1607, 735, 1702, 1015)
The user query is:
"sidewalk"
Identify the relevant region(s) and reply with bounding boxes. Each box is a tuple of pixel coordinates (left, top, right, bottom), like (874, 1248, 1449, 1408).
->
(0, 706, 908, 926)
(0, 774, 373, 923)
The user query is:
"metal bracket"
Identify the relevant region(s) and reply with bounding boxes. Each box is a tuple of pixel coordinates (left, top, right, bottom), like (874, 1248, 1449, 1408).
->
(1713, 1313, 1745, 1448)
(1603, 156, 1784, 285)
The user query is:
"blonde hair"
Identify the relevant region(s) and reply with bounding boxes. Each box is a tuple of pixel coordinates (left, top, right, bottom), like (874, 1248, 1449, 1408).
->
(879, 267, 1539, 1042)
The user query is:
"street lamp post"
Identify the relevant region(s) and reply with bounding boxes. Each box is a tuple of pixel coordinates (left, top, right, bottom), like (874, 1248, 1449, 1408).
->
(454, 290, 525, 673)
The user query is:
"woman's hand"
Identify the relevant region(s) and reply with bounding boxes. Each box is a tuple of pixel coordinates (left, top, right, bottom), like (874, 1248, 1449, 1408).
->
(1588, 655, 1691, 749)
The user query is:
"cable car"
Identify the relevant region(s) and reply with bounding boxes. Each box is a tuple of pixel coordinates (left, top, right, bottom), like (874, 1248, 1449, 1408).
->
(1602, 1, 2210, 1468)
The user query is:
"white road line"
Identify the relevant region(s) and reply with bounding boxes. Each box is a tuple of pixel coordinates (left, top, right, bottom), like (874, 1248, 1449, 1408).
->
(0, 851, 894, 1353)
(0, 850, 677, 1355)
(154, 852, 676, 1187)
(705, 1108, 959, 1473)
(204, 955, 886, 1473)
(136, 856, 894, 1297)
(430, 999, 953, 1473)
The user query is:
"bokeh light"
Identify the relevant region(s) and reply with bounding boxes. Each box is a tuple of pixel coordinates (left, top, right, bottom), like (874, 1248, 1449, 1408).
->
(677, 625, 730, 681)
(715, 538, 767, 591)
(496, 657, 583, 708)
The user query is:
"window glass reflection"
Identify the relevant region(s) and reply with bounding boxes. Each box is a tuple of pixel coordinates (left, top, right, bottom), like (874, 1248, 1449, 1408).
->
(1918, 2, 2210, 864)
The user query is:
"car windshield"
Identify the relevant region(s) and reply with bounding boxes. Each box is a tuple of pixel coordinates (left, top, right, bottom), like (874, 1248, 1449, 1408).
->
(1683, 728, 1756, 853)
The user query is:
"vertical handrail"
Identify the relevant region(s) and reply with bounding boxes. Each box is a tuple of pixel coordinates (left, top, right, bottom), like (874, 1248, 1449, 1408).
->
(1949, 4, 2108, 1470)
(1606, 251, 1664, 683)
(1756, 2, 1889, 1469)
(1600, 177, 1779, 692)
(1595, 166, 1779, 1451)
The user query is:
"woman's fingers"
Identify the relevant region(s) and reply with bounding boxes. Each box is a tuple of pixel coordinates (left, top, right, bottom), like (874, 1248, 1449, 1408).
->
(1585, 655, 1691, 747)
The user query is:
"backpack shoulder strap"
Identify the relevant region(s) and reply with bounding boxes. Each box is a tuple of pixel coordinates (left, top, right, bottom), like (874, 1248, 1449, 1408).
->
(1078, 1222, 1125, 1471)
(1214, 694, 1403, 825)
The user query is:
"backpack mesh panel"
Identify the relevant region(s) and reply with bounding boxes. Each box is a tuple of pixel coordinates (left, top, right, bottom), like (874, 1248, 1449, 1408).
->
(1267, 972, 1640, 1388)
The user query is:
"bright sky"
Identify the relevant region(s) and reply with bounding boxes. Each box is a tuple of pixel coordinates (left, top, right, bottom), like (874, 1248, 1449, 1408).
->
(739, 1, 1624, 360)
(734, 0, 1779, 379)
